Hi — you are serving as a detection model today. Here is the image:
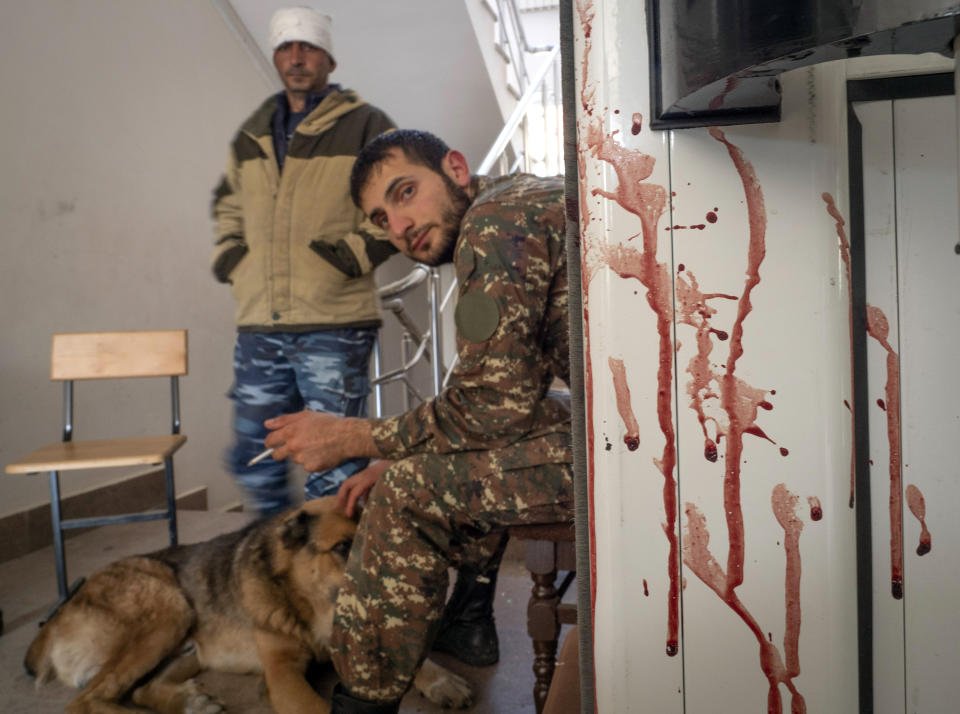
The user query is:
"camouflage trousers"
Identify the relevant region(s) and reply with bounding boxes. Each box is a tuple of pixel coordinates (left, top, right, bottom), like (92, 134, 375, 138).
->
(329, 433, 574, 702)
(226, 329, 376, 515)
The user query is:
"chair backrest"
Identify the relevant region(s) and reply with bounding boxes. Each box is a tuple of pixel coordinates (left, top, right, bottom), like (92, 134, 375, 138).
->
(51, 330, 188, 381)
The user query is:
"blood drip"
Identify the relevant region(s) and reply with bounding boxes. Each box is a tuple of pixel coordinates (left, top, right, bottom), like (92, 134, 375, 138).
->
(906, 484, 932, 556)
(609, 357, 640, 451)
(808, 497, 823, 522)
(684, 487, 807, 714)
(584, 107, 679, 655)
(865, 304, 903, 600)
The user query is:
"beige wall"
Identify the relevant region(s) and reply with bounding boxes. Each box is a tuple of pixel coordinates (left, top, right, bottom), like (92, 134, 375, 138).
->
(0, 0, 501, 516)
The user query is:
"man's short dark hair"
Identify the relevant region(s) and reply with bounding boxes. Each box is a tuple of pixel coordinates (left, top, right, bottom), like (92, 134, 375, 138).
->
(350, 129, 451, 207)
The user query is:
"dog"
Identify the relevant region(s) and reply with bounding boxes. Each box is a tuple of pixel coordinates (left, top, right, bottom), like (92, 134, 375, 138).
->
(24, 496, 473, 713)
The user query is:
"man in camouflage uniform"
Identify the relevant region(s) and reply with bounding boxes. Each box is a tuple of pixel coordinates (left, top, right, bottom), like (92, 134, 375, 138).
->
(264, 129, 573, 712)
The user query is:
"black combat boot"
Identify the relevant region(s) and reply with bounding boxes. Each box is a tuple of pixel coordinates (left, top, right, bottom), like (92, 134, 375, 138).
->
(330, 683, 401, 714)
(431, 566, 501, 667)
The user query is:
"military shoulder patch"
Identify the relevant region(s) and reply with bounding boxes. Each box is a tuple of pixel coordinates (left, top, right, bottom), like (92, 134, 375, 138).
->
(454, 291, 500, 343)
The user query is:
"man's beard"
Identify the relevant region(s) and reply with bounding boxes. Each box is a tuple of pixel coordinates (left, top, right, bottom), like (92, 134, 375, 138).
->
(421, 176, 471, 266)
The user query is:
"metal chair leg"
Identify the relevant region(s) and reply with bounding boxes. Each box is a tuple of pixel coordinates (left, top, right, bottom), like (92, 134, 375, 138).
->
(164, 457, 178, 547)
(47, 470, 67, 599)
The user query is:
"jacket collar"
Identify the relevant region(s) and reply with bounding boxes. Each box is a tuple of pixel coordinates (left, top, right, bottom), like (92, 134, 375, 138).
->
(242, 86, 365, 138)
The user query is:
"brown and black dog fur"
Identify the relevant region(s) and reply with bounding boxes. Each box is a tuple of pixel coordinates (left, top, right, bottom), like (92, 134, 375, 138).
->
(24, 496, 472, 714)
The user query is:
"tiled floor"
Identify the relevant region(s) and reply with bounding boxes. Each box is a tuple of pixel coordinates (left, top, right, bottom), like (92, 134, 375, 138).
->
(0, 510, 564, 713)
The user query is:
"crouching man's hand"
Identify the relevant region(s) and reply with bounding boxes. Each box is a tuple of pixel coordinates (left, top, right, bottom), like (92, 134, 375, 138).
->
(336, 460, 392, 518)
(264, 410, 380, 474)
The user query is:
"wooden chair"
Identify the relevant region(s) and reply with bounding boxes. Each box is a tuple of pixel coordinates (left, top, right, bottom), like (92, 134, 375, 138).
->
(508, 521, 577, 714)
(5, 330, 188, 599)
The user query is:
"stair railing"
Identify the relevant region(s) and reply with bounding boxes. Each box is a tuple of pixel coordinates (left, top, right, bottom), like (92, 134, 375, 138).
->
(371, 265, 442, 417)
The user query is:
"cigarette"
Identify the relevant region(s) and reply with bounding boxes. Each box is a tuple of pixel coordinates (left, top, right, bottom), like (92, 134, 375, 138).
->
(247, 447, 274, 466)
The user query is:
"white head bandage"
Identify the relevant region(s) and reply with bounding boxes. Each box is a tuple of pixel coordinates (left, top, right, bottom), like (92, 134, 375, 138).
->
(268, 7, 334, 62)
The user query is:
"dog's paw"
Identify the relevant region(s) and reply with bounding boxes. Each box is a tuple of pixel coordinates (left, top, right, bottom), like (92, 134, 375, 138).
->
(184, 691, 226, 714)
(413, 658, 474, 709)
(183, 680, 226, 714)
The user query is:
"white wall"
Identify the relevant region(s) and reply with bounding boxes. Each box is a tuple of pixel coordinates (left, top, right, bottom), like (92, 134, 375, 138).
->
(0, 0, 502, 517)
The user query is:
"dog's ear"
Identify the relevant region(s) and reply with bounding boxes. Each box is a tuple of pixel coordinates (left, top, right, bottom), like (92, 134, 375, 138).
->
(280, 510, 313, 550)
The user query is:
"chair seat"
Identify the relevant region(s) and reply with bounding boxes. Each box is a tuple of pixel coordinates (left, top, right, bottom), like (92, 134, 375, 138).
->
(5, 434, 187, 474)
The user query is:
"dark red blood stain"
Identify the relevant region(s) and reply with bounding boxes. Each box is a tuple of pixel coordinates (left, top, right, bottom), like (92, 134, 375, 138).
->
(706, 211, 718, 223)
(808, 497, 823, 521)
(822, 193, 856, 510)
(745, 425, 776, 444)
(906, 484, 932, 556)
(877, 398, 886, 411)
(579, 10, 805, 702)
(865, 304, 903, 601)
(631, 112, 643, 135)
(780, 447, 790, 457)
(705, 440, 718, 462)
(711, 328, 729, 341)
(684, 488, 807, 713)
(643, 578, 649, 596)
(869, 459, 874, 465)
(585, 114, 679, 658)
(677, 128, 805, 712)
(709, 131, 771, 601)
(892, 579, 903, 599)
(609, 357, 640, 451)
(614, 109, 620, 114)
(691, 224, 706, 230)
(759, 400, 774, 410)
(673, 225, 686, 230)
(678, 263, 685, 272)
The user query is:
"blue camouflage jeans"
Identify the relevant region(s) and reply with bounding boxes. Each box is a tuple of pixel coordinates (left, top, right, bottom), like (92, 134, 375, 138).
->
(226, 328, 376, 515)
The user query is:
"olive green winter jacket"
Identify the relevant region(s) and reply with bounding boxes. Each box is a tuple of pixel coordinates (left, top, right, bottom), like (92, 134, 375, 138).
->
(212, 88, 396, 331)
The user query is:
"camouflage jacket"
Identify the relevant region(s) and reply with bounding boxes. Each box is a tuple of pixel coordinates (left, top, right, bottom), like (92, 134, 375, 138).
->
(371, 174, 571, 465)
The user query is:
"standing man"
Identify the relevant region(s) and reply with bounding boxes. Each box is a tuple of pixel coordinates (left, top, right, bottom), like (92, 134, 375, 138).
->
(212, 7, 396, 516)
(264, 130, 575, 713)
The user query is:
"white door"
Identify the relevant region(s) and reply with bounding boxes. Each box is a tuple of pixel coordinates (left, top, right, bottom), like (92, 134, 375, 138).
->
(857, 91, 960, 714)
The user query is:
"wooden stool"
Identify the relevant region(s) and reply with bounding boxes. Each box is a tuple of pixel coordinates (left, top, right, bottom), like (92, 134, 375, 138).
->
(508, 522, 577, 714)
